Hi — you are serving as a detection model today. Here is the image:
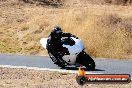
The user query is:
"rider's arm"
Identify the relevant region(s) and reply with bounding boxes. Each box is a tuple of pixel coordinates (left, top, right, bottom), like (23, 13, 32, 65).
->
(61, 33, 72, 37)
(62, 33, 78, 38)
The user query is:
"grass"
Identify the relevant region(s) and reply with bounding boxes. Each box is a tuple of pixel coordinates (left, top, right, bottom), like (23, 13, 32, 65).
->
(0, 0, 131, 59)
(57, 10, 132, 59)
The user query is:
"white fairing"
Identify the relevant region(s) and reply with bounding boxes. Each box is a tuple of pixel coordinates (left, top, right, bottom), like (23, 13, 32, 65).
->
(62, 37, 84, 64)
(40, 37, 84, 65)
(40, 38, 48, 49)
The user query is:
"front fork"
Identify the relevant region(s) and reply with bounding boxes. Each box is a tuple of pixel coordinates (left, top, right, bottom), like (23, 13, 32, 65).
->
(76, 50, 85, 64)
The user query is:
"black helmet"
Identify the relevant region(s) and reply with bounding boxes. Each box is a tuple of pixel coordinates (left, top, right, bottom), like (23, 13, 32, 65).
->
(53, 26, 62, 33)
(52, 26, 62, 37)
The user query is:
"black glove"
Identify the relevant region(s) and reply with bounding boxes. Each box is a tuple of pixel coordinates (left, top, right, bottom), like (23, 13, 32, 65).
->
(71, 35, 78, 39)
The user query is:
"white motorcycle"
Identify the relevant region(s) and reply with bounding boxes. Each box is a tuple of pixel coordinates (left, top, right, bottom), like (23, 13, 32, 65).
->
(40, 36, 95, 70)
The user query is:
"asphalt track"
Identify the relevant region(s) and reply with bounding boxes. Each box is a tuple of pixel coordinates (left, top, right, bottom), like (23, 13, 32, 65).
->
(0, 54, 132, 76)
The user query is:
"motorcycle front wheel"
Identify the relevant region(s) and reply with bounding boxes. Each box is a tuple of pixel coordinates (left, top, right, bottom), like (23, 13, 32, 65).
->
(77, 53, 95, 70)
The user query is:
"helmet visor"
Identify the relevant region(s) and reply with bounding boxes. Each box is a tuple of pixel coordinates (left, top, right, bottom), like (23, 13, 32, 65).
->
(56, 30, 62, 34)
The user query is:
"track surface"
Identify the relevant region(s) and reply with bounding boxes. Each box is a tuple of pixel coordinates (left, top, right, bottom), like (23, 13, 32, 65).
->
(0, 54, 132, 76)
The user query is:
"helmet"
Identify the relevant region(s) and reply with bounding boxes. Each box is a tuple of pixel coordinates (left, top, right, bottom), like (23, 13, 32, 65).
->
(52, 26, 62, 38)
(53, 26, 62, 33)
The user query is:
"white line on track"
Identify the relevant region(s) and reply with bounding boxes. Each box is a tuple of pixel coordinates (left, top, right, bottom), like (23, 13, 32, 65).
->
(0, 65, 94, 74)
(0, 65, 132, 80)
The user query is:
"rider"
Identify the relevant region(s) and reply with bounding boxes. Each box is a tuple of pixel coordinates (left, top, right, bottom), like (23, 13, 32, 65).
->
(47, 26, 77, 65)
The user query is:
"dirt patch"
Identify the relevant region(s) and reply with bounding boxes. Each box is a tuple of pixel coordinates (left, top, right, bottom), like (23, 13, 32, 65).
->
(104, 0, 132, 5)
(0, 67, 132, 88)
(20, 0, 63, 7)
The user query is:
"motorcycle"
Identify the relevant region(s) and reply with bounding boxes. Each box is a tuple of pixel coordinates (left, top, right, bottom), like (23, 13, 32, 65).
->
(40, 35, 95, 70)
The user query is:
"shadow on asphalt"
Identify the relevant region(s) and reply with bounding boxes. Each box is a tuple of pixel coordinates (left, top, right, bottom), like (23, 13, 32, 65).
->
(61, 67, 105, 71)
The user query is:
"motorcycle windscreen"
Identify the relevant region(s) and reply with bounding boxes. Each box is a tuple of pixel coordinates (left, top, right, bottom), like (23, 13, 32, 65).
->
(40, 38, 48, 49)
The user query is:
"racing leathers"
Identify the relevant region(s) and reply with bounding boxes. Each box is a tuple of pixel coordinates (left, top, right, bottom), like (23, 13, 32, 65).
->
(47, 32, 77, 65)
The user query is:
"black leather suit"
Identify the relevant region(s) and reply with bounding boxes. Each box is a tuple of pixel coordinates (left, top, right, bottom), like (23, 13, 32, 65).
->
(47, 32, 73, 64)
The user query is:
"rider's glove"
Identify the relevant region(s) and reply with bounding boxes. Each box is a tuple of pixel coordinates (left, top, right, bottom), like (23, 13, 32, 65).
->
(71, 35, 78, 39)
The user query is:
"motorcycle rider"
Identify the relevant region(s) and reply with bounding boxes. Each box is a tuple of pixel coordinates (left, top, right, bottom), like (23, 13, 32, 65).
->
(47, 26, 77, 66)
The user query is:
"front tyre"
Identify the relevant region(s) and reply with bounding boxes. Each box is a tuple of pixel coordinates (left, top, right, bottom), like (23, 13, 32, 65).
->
(77, 53, 95, 70)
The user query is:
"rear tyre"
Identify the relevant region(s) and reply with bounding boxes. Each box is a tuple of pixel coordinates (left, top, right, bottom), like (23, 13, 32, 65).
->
(77, 53, 95, 70)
